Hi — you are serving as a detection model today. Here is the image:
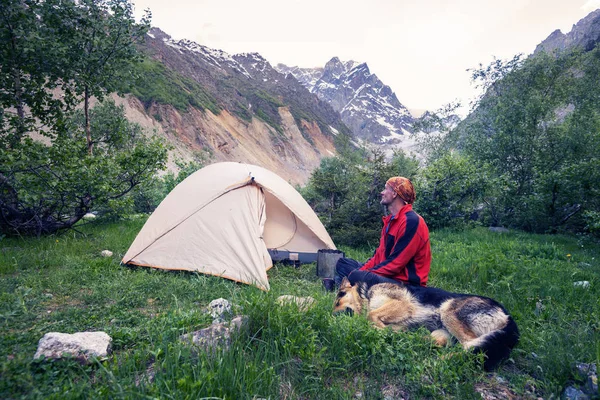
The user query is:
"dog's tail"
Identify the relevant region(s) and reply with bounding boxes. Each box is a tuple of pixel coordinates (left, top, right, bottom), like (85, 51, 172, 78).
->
(465, 316, 520, 371)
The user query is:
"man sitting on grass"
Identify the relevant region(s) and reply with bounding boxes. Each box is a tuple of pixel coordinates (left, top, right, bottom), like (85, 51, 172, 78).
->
(328, 176, 431, 290)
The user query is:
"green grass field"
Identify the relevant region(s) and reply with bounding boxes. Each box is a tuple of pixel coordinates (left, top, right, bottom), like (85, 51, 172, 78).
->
(1, 218, 598, 399)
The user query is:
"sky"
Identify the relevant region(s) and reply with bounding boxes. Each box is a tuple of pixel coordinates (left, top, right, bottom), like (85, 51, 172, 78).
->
(132, 0, 600, 115)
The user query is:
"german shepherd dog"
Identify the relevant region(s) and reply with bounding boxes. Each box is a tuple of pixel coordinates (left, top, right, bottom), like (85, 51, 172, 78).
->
(333, 278, 519, 371)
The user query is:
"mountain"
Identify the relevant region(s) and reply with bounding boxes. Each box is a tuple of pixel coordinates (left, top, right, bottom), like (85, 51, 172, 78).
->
(453, 9, 600, 148)
(118, 28, 352, 185)
(535, 9, 600, 54)
(275, 58, 414, 144)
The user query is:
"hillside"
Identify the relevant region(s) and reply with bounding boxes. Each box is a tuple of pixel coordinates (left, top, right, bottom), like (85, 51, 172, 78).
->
(119, 28, 354, 185)
(455, 9, 600, 141)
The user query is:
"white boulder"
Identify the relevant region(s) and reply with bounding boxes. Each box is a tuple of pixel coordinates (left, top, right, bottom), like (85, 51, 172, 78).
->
(34, 331, 112, 363)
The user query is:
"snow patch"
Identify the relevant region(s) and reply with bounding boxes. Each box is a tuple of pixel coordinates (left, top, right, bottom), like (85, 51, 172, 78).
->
(376, 116, 399, 133)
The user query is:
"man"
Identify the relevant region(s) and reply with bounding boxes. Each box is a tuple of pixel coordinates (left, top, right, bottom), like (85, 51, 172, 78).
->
(332, 176, 431, 288)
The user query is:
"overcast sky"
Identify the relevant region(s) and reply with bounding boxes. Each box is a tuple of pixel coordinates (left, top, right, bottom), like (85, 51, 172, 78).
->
(132, 0, 600, 114)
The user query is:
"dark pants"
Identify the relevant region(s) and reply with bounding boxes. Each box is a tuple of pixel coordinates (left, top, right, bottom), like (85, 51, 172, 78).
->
(335, 257, 399, 287)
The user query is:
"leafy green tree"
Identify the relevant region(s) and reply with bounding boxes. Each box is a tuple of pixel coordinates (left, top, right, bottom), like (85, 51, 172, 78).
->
(132, 155, 209, 214)
(0, 100, 167, 236)
(0, 0, 75, 144)
(414, 153, 491, 229)
(303, 147, 421, 247)
(60, 0, 151, 155)
(458, 48, 600, 232)
(0, 1, 166, 236)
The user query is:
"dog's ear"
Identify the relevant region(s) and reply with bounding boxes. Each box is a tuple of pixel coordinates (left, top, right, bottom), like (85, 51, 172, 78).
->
(340, 277, 352, 289)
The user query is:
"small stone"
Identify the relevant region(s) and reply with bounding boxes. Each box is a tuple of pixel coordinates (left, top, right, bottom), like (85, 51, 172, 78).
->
(83, 213, 96, 220)
(207, 298, 232, 321)
(576, 363, 597, 375)
(585, 374, 598, 395)
(100, 250, 113, 257)
(535, 300, 545, 315)
(574, 281, 590, 289)
(276, 295, 316, 312)
(180, 315, 247, 353)
(229, 315, 248, 330)
(562, 386, 589, 400)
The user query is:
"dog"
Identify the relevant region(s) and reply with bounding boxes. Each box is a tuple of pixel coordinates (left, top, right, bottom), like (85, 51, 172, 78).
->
(332, 278, 519, 371)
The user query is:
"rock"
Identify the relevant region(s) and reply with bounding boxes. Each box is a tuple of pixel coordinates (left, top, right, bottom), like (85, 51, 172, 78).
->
(229, 315, 248, 330)
(34, 331, 112, 363)
(562, 386, 589, 400)
(100, 250, 113, 257)
(535, 300, 545, 315)
(575, 363, 598, 396)
(207, 298, 232, 322)
(276, 295, 316, 312)
(381, 384, 407, 400)
(180, 315, 247, 352)
(489, 227, 510, 233)
(83, 213, 96, 220)
(535, 10, 600, 55)
(574, 281, 590, 289)
(586, 375, 598, 396)
(135, 362, 156, 387)
(474, 381, 518, 400)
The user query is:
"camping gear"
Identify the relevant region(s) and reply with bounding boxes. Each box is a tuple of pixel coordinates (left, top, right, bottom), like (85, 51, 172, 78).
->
(122, 162, 336, 290)
(316, 249, 345, 279)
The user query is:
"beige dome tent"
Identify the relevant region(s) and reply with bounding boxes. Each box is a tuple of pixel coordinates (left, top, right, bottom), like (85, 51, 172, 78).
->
(122, 162, 336, 290)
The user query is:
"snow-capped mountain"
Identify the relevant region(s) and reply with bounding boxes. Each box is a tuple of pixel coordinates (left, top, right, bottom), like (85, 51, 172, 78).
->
(126, 28, 351, 184)
(276, 57, 414, 144)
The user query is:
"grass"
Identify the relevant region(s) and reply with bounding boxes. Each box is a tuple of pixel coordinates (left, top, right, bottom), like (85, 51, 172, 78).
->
(129, 59, 220, 114)
(1, 219, 599, 399)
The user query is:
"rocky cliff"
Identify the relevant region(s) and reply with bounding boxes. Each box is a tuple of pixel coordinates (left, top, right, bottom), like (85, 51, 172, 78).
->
(122, 28, 351, 185)
(535, 9, 600, 54)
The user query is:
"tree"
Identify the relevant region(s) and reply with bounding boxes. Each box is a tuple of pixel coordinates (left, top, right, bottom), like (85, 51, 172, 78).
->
(0, 0, 75, 144)
(414, 152, 492, 229)
(0, 100, 167, 236)
(448, 48, 600, 232)
(0, 1, 166, 236)
(302, 147, 421, 247)
(61, 0, 151, 155)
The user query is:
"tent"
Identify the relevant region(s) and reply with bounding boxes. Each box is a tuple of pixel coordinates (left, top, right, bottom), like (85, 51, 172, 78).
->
(122, 162, 336, 290)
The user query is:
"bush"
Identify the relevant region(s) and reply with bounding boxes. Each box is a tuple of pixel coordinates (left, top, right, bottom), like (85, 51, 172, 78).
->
(0, 100, 168, 236)
(415, 153, 491, 229)
(302, 148, 420, 247)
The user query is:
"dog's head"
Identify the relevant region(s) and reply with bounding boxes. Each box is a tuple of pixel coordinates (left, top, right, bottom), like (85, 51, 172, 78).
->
(332, 277, 363, 316)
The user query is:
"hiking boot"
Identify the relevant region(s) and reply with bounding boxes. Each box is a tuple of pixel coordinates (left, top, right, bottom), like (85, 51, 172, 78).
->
(322, 278, 335, 292)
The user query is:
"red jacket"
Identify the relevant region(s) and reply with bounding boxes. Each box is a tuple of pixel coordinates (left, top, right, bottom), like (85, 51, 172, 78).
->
(360, 204, 431, 286)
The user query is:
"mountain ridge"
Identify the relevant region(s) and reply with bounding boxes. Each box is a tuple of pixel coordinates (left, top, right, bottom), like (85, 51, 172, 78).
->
(275, 57, 415, 144)
(118, 28, 360, 184)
